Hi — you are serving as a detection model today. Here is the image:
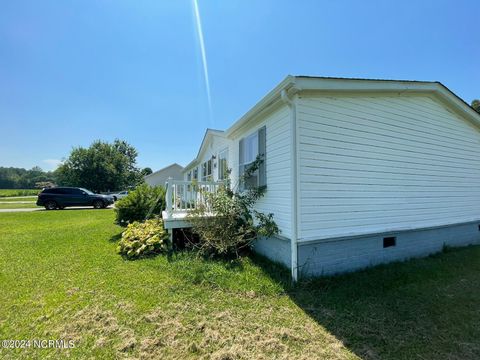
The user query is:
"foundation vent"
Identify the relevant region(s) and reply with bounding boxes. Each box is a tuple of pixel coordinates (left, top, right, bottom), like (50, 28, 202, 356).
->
(383, 236, 396, 248)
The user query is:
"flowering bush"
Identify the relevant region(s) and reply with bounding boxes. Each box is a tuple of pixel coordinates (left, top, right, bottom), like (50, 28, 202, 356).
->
(117, 218, 169, 259)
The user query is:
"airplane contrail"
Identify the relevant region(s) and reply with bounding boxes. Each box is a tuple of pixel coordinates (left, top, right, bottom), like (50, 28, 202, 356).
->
(192, 0, 213, 125)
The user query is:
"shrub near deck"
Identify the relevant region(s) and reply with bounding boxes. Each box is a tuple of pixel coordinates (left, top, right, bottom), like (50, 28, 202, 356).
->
(0, 210, 479, 359)
(117, 218, 169, 259)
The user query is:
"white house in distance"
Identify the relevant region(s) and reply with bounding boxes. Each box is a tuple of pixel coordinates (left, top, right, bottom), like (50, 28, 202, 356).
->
(163, 75, 480, 281)
(144, 163, 183, 187)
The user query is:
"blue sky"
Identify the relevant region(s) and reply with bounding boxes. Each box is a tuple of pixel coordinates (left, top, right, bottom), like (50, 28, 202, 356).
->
(1, 0, 478, 171)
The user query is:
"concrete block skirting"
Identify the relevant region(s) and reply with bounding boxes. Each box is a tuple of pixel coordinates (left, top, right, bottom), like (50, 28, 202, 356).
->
(297, 221, 480, 277)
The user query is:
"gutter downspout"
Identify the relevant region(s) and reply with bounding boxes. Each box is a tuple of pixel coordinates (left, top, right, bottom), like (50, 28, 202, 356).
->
(281, 88, 298, 282)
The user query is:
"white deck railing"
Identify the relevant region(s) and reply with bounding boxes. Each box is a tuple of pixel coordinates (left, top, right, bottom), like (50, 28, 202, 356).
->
(165, 179, 223, 217)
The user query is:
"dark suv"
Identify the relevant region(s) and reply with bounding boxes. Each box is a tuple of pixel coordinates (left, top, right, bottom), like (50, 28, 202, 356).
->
(36, 187, 114, 210)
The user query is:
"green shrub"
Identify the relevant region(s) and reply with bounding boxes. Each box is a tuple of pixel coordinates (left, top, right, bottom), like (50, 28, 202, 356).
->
(117, 218, 169, 259)
(114, 184, 165, 225)
(188, 156, 279, 257)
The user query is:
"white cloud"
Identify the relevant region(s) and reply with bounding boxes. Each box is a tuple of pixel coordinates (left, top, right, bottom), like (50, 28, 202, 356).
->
(42, 159, 62, 170)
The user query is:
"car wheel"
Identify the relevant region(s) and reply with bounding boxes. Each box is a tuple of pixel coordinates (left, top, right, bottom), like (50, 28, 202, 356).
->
(93, 200, 104, 209)
(45, 200, 57, 210)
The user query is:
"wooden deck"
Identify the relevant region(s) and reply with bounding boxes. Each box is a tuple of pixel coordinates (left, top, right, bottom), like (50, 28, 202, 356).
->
(162, 210, 191, 229)
(162, 179, 223, 230)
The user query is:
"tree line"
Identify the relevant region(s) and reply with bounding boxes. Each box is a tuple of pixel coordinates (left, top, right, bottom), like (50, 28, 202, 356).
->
(1, 139, 153, 192)
(0, 166, 56, 189)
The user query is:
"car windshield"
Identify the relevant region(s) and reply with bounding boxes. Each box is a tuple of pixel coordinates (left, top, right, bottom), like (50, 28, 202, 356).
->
(80, 188, 94, 195)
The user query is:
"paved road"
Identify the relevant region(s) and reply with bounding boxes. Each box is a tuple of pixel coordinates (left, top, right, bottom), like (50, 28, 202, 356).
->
(0, 206, 114, 213)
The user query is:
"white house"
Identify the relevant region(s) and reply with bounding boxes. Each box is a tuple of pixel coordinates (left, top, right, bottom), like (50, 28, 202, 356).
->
(163, 76, 480, 281)
(144, 163, 183, 187)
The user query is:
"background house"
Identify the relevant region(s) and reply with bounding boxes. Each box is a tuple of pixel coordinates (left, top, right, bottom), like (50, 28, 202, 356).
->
(144, 163, 183, 187)
(165, 76, 480, 281)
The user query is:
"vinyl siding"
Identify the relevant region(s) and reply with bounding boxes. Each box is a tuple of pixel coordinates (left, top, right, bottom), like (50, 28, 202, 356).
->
(230, 104, 292, 239)
(297, 94, 480, 241)
(145, 165, 183, 187)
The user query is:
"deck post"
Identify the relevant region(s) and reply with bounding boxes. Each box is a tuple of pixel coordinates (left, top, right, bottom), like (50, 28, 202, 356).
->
(166, 177, 173, 217)
(167, 229, 173, 250)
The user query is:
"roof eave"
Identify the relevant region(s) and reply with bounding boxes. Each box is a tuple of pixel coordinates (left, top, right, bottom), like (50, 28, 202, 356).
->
(226, 76, 480, 135)
(225, 75, 296, 137)
(144, 163, 184, 179)
(183, 129, 227, 172)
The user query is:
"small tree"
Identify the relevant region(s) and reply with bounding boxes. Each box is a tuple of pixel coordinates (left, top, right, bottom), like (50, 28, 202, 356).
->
(472, 99, 480, 114)
(55, 139, 143, 192)
(188, 156, 279, 257)
(141, 167, 153, 176)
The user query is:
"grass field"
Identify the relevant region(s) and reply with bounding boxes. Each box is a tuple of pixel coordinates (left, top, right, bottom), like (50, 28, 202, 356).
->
(0, 196, 37, 202)
(0, 189, 39, 197)
(0, 211, 479, 359)
(0, 203, 39, 209)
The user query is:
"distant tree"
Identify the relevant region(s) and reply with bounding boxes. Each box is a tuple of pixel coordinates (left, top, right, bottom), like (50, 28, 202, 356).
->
(0, 166, 55, 189)
(141, 167, 153, 176)
(472, 99, 480, 114)
(55, 139, 142, 192)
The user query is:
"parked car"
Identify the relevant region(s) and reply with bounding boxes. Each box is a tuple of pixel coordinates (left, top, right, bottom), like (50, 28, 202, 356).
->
(36, 187, 114, 210)
(111, 190, 129, 201)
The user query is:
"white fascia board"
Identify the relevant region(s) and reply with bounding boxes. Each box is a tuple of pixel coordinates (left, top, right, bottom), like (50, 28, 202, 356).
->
(433, 83, 480, 128)
(183, 160, 198, 173)
(294, 77, 438, 93)
(294, 77, 480, 128)
(223, 75, 480, 141)
(183, 130, 227, 173)
(225, 76, 296, 138)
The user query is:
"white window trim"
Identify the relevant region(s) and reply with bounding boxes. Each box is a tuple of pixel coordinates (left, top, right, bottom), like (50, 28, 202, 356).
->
(201, 159, 212, 181)
(218, 148, 229, 181)
(239, 131, 259, 169)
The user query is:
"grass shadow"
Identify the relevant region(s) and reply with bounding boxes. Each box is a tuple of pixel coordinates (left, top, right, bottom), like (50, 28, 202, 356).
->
(109, 233, 122, 242)
(254, 245, 480, 359)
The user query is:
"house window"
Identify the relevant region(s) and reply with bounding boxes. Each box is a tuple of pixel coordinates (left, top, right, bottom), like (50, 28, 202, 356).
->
(218, 149, 229, 181)
(193, 167, 198, 180)
(239, 126, 266, 190)
(202, 159, 212, 181)
(187, 171, 192, 181)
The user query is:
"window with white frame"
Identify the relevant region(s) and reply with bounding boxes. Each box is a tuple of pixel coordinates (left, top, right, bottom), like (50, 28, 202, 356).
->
(218, 149, 229, 181)
(193, 167, 198, 180)
(187, 171, 192, 181)
(239, 126, 266, 189)
(201, 159, 212, 181)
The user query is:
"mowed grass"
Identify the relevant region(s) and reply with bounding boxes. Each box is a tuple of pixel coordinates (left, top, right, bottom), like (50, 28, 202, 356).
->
(0, 196, 37, 202)
(0, 203, 39, 209)
(0, 189, 39, 197)
(0, 211, 479, 359)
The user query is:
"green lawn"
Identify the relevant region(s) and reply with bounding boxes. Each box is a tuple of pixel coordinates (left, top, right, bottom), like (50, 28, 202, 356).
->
(0, 203, 39, 209)
(0, 211, 479, 359)
(0, 196, 37, 202)
(0, 189, 39, 197)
